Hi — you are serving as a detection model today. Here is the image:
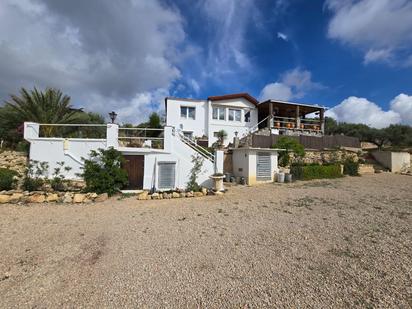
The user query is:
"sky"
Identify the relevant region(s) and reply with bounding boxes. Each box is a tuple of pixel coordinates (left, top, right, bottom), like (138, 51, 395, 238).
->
(0, 0, 412, 128)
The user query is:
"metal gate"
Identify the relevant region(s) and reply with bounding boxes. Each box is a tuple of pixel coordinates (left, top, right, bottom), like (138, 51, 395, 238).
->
(256, 152, 271, 180)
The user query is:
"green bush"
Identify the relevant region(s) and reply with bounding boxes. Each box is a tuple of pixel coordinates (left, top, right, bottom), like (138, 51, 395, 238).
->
(291, 163, 342, 180)
(272, 137, 305, 167)
(343, 158, 359, 176)
(186, 154, 204, 192)
(22, 160, 49, 191)
(0, 168, 18, 190)
(80, 147, 128, 196)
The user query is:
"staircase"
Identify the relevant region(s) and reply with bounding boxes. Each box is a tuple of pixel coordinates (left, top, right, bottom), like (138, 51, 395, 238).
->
(175, 130, 215, 163)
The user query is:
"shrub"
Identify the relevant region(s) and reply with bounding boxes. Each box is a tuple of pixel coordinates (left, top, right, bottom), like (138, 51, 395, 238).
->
(272, 137, 305, 167)
(51, 161, 72, 191)
(0, 168, 18, 190)
(291, 163, 342, 180)
(22, 160, 49, 191)
(343, 157, 359, 176)
(80, 147, 128, 196)
(186, 154, 204, 192)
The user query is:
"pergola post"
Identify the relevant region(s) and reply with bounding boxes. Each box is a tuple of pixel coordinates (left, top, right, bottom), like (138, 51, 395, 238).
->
(296, 105, 300, 129)
(267, 102, 273, 128)
(320, 109, 325, 134)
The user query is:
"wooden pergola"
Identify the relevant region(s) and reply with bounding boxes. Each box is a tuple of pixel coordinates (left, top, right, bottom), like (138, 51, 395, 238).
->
(258, 100, 326, 135)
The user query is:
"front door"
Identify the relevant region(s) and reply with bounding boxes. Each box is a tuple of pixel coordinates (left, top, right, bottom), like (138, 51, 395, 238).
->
(256, 152, 271, 181)
(123, 155, 144, 189)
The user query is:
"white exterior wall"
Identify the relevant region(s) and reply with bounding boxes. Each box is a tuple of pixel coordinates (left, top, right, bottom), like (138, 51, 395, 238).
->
(166, 98, 207, 138)
(28, 138, 106, 179)
(232, 149, 279, 185)
(166, 97, 258, 146)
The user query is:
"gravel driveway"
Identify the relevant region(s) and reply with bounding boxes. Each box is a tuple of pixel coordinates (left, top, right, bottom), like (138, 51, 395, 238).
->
(0, 174, 411, 308)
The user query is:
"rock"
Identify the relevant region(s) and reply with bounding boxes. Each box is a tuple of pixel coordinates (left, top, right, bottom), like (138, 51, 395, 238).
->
(179, 192, 186, 198)
(163, 193, 172, 199)
(73, 194, 86, 203)
(95, 193, 108, 202)
(46, 193, 59, 202)
(86, 193, 98, 199)
(0, 194, 11, 204)
(27, 194, 46, 203)
(212, 191, 224, 196)
(201, 188, 208, 196)
(137, 191, 149, 200)
(9, 193, 23, 203)
(151, 193, 160, 200)
(63, 195, 72, 203)
(172, 192, 180, 198)
(186, 191, 194, 198)
(194, 192, 204, 198)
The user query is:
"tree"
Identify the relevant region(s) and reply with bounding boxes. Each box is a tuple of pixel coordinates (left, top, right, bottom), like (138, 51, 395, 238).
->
(272, 136, 305, 167)
(0, 87, 104, 146)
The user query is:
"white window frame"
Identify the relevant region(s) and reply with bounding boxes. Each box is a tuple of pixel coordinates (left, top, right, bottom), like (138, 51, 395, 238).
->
(228, 108, 241, 122)
(180, 106, 195, 119)
(212, 107, 225, 120)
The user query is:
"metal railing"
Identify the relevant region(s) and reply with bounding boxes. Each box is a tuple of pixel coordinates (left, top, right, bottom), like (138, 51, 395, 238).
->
(174, 129, 215, 163)
(38, 123, 107, 139)
(118, 127, 164, 149)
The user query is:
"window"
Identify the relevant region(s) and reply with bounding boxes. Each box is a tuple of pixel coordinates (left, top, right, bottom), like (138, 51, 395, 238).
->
(244, 111, 251, 122)
(158, 162, 176, 189)
(228, 109, 241, 122)
(180, 106, 195, 119)
(212, 107, 225, 120)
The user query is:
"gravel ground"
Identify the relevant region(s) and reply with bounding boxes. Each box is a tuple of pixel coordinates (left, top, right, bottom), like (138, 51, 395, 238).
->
(0, 173, 411, 308)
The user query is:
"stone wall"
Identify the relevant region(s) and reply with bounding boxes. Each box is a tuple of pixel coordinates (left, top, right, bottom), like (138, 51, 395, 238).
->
(302, 150, 359, 165)
(0, 150, 28, 176)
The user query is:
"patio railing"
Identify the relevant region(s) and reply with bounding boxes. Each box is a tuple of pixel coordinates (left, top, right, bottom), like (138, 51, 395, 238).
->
(272, 116, 323, 134)
(38, 124, 107, 139)
(118, 127, 164, 149)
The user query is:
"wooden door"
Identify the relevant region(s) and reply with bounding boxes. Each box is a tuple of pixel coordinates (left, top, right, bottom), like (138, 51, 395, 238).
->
(123, 155, 144, 189)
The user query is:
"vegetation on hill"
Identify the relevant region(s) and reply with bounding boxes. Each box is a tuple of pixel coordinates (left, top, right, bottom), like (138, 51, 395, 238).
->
(325, 117, 412, 148)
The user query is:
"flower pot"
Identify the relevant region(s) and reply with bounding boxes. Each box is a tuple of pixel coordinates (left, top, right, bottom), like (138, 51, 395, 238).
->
(209, 175, 225, 191)
(277, 172, 285, 183)
(285, 173, 293, 183)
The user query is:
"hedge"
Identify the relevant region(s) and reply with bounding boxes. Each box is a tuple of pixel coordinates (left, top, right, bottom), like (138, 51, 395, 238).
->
(290, 163, 342, 180)
(0, 168, 18, 190)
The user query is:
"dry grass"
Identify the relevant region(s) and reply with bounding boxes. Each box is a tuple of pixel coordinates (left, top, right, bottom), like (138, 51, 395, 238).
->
(0, 173, 411, 308)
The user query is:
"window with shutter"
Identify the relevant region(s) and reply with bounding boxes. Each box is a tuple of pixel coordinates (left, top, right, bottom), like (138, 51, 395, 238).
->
(158, 162, 176, 189)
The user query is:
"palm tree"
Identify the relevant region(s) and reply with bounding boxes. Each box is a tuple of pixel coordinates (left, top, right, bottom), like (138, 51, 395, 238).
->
(1, 87, 91, 137)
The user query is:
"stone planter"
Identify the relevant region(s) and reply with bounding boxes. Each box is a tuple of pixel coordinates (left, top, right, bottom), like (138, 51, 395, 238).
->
(209, 175, 225, 192)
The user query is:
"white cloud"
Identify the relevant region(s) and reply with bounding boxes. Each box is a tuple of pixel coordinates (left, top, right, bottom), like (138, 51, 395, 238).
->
(325, 96, 410, 128)
(390, 94, 412, 125)
(277, 32, 288, 41)
(259, 68, 323, 101)
(326, 0, 412, 66)
(0, 0, 188, 123)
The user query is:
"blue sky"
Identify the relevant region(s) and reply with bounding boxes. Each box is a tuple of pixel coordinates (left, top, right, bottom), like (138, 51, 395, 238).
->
(0, 0, 411, 127)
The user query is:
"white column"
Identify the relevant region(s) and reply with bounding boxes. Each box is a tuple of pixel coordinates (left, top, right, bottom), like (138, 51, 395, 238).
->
(214, 150, 224, 174)
(163, 126, 173, 152)
(106, 123, 119, 149)
(24, 122, 40, 141)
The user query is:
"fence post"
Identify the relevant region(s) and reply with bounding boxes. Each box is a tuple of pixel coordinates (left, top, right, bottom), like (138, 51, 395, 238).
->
(106, 124, 119, 149)
(24, 122, 40, 140)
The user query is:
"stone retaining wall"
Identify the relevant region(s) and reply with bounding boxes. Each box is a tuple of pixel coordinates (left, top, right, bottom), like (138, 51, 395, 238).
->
(0, 191, 108, 204)
(303, 150, 359, 165)
(0, 150, 27, 176)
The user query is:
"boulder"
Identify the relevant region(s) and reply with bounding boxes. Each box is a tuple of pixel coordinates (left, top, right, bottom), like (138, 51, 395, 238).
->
(201, 188, 208, 196)
(172, 192, 180, 198)
(73, 194, 86, 203)
(95, 193, 109, 202)
(137, 191, 149, 200)
(194, 192, 204, 198)
(151, 193, 160, 200)
(179, 192, 186, 198)
(186, 191, 194, 198)
(0, 195, 11, 204)
(9, 193, 23, 203)
(86, 193, 98, 200)
(213, 191, 224, 196)
(27, 194, 46, 203)
(46, 193, 59, 203)
(162, 193, 172, 199)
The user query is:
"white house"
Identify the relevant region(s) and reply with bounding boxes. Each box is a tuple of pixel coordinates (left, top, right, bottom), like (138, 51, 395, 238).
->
(165, 93, 259, 147)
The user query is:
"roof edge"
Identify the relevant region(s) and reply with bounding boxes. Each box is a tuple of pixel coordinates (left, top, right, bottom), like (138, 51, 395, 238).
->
(208, 93, 259, 106)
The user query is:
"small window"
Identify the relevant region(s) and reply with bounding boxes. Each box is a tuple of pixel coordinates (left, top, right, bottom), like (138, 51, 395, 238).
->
(180, 106, 195, 119)
(212, 107, 225, 120)
(158, 162, 176, 189)
(244, 111, 251, 122)
(213, 132, 219, 137)
(183, 131, 193, 139)
(229, 109, 241, 122)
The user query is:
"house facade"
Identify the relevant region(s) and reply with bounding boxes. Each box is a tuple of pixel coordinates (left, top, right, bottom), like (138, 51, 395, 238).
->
(165, 93, 259, 147)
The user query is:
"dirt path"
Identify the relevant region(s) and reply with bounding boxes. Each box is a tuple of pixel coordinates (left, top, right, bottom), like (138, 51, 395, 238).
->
(0, 174, 411, 308)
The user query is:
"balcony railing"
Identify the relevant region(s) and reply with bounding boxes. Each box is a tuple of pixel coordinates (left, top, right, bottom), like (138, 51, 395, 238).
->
(272, 116, 323, 134)
(118, 127, 164, 149)
(38, 124, 107, 139)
